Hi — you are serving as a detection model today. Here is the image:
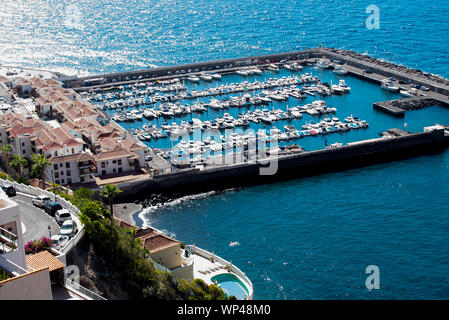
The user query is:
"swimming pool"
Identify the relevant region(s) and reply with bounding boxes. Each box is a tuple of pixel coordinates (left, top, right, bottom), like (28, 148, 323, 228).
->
(211, 273, 249, 300)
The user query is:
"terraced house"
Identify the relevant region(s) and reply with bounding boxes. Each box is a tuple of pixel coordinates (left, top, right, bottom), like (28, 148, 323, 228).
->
(0, 74, 148, 188)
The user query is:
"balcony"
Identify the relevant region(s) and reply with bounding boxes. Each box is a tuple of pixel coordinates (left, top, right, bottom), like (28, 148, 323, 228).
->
(78, 161, 95, 170)
(0, 226, 18, 254)
(79, 168, 96, 176)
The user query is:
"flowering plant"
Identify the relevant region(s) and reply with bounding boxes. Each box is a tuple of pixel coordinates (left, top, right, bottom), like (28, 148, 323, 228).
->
(24, 237, 52, 254)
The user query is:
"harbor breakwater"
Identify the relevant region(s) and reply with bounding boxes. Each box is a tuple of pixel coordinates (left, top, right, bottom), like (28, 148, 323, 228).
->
(63, 47, 449, 97)
(373, 97, 444, 117)
(116, 127, 449, 199)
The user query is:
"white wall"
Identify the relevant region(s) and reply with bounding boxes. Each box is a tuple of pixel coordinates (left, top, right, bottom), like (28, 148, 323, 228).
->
(0, 268, 53, 300)
(0, 195, 26, 269)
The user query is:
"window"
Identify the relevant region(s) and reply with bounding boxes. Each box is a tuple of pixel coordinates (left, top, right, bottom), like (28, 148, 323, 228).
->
(21, 142, 25, 147)
(67, 178, 72, 184)
(72, 148, 74, 154)
(66, 162, 70, 168)
(60, 171, 64, 176)
(118, 159, 122, 165)
(60, 163, 63, 168)
(22, 150, 26, 154)
(112, 160, 117, 164)
(80, 177, 84, 183)
(66, 170, 71, 177)
(61, 179, 65, 184)
(118, 167, 122, 173)
(55, 179, 60, 184)
(102, 170, 106, 175)
(54, 164, 58, 170)
(101, 162, 105, 168)
(113, 168, 116, 173)
(55, 172, 59, 178)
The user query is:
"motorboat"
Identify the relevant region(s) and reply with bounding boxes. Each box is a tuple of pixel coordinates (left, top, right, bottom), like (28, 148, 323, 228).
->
(315, 59, 330, 69)
(381, 79, 399, 92)
(284, 62, 303, 71)
(251, 67, 263, 75)
(333, 65, 348, 75)
(268, 64, 280, 72)
(187, 74, 200, 83)
(236, 68, 249, 76)
(199, 73, 213, 81)
(400, 88, 418, 97)
(338, 80, 351, 92)
(331, 84, 345, 95)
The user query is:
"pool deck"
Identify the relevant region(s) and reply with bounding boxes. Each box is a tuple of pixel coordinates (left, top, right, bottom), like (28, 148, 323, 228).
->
(192, 253, 229, 284)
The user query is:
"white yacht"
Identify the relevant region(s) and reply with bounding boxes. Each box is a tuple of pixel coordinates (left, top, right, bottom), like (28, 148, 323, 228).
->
(251, 67, 263, 75)
(285, 62, 303, 71)
(331, 84, 345, 95)
(381, 79, 399, 92)
(315, 59, 330, 69)
(268, 64, 279, 72)
(187, 74, 200, 83)
(210, 73, 222, 80)
(199, 73, 213, 81)
(236, 68, 249, 76)
(338, 79, 351, 92)
(333, 65, 348, 75)
(400, 88, 419, 97)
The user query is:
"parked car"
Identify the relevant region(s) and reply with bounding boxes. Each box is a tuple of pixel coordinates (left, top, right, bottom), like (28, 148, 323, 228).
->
(43, 201, 63, 217)
(60, 220, 78, 238)
(51, 235, 69, 250)
(1, 185, 16, 197)
(55, 209, 72, 226)
(32, 195, 52, 208)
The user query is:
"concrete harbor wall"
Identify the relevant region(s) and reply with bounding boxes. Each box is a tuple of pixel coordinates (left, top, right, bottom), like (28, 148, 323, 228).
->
(63, 49, 317, 89)
(119, 128, 449, 198)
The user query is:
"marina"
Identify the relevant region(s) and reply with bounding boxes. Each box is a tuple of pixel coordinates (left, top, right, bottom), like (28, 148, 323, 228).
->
(68, 48, 449, 181)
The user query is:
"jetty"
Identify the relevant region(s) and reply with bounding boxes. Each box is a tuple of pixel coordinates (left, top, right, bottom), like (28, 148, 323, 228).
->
(373, 97, 444, 117)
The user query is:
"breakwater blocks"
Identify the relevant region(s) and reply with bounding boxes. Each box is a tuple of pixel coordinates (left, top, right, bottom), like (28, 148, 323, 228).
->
(373, 97, 442, 117)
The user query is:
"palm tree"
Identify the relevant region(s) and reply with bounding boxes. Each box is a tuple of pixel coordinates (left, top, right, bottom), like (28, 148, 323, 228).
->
(10, 155, 28, 179)
(31, 154, 50, 189)
(1, 144, 12, 174)
(100, 184, 122, 218)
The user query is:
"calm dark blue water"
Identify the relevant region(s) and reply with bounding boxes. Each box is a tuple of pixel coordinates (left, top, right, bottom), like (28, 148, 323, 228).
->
(3, 0, 449, 299)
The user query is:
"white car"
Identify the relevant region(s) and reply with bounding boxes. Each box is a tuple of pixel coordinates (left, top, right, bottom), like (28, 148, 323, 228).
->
(32, 195, 51, 208)
(51, 235, 69, 250)
(60, 220, 78, 238)
(55, 209, 72, 226)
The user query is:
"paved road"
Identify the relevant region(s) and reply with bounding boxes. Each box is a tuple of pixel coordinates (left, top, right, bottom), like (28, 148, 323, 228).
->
(11, 194, 60, 243)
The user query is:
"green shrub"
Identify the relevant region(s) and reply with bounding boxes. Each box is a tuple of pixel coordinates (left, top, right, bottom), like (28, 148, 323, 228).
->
(76, 191, 229, 301)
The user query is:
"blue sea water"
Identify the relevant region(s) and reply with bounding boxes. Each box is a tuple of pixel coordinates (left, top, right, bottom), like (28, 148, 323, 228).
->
(2, 0, 449, 299)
